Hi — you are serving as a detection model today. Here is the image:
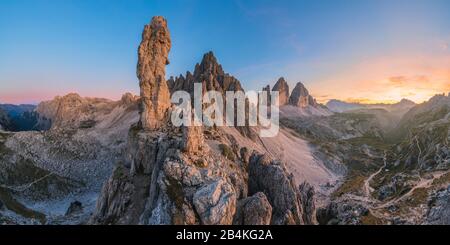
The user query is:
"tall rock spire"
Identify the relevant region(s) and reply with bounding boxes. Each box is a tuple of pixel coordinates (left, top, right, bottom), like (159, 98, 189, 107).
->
(137, 16, 172, 130)
(272, 77, 290, 106)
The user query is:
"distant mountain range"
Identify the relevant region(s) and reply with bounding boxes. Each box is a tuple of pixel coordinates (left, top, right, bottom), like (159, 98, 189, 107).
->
(326, 98, 417, 114)
(0, 104, 38, 131)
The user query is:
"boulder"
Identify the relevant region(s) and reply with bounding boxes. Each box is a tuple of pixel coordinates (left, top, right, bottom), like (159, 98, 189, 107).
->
(193, 179, 237, 225)
(65, 201, 83, 216)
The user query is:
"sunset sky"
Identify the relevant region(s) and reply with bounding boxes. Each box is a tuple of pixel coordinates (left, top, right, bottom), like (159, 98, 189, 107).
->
(0, 0, 449, 104)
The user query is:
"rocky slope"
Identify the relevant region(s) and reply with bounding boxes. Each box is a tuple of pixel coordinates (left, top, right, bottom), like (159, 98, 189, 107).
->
(0, 93, 140, 224)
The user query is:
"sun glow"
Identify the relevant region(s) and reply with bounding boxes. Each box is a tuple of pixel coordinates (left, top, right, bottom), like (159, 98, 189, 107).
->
(311, 53, 450, 104)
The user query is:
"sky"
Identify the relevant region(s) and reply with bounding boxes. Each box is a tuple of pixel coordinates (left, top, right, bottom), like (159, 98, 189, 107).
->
(0, 0, 449, 104)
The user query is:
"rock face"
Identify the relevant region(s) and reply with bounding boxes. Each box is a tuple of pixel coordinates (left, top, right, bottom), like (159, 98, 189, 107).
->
(193, 179, 237, 225)
(289, 82, 317, 108)
(248, 153, 314, 225)
(234, 192, 272, 225)
(90, 125, 244, 225)
(182, 125, 204, 154)
(426, 186, 450, 225)
(298, 182, 316, 224)
(35, 93, 138, 130)
(90, 164, 140, 224)
(137, 16, 172, 130)
(272, 77, 290, 106)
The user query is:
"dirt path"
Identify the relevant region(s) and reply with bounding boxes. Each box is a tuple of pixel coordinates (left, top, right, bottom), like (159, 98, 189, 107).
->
(363, 151, 386, 197)
(375, 171, 448, 209)
(348, 147, 449, 221)
(0, 173, 54, 192)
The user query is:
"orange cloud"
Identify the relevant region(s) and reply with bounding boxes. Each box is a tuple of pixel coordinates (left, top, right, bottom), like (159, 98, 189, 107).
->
(388, 75, 430, 88)
(388, 76, 408, 86)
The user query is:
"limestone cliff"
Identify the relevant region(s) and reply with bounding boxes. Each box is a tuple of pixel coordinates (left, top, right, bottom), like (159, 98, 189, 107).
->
(137, 16, 172, 130)
(289, 82, 318, 108)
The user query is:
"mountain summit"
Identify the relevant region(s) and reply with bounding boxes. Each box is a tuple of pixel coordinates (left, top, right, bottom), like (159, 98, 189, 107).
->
(168, 51, 244, 96)
(289, 82, 318, 108)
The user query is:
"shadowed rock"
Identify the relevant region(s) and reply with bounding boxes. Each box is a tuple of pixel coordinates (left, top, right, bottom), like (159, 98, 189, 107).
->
(233, 192, 272, 225)
(248, 153, 314, 225)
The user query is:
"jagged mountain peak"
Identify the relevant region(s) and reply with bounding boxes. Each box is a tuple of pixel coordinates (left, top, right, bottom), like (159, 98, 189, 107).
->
(291, 82, 309, 97)
(194, 51, 224, 78)
(273, 77, 287, 87)
(170, 51, 243, 95)
(120, 92, 139, 106)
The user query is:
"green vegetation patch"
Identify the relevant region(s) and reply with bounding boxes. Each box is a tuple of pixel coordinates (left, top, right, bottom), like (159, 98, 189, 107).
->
(432, 172, 450, 188)
(219, 144, 235, 161)
(79, 119, 96, 129)
(332, 175, 366, 197)
(408, 188, 429, 207)
(346, 134, 392, 151)
(360, 211, 385, 225)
